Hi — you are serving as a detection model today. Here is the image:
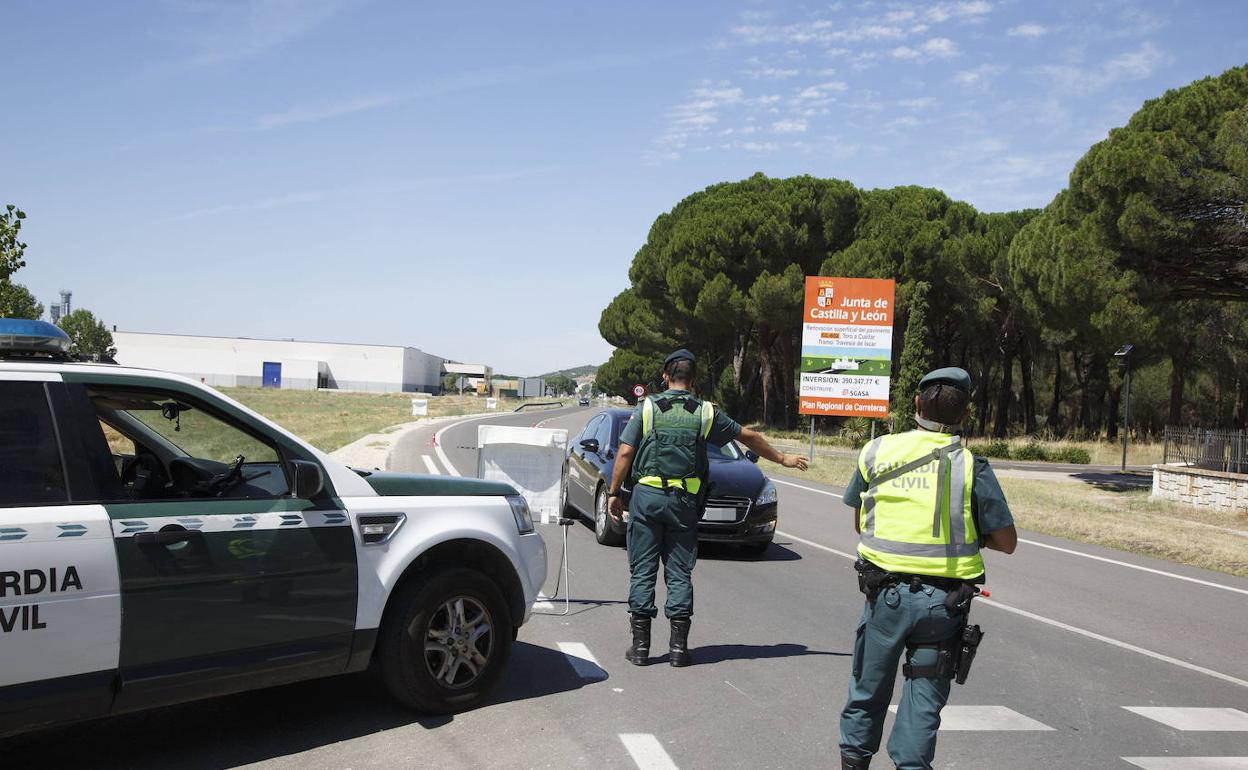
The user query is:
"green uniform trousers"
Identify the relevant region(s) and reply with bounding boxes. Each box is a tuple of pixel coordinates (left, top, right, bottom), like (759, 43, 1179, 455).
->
(626, 483, 699, 619)
(839, 581, 963, 770)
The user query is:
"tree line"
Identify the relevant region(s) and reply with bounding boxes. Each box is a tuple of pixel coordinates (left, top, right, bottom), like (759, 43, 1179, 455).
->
(1, 205, 116, 358)
(597, 64, 1248, 438)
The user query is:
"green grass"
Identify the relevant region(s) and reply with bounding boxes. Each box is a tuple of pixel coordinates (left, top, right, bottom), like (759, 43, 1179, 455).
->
(770, 458, 1248, 578)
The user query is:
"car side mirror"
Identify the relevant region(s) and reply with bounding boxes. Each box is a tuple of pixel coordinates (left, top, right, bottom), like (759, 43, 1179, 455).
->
(580, 438, 600, 454)
(289, 459, 324, 499)
(745, 451, 759, 463)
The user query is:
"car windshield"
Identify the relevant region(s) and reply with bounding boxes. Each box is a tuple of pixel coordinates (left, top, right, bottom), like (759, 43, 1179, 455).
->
(707, 442, 741, 461)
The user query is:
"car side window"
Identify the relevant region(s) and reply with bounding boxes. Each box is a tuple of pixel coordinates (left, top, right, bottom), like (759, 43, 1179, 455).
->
(85, 386, 290, 501)
(595, 415, 613, 450)
(581, 415, 603, 447)
(0, 381, 69, 507)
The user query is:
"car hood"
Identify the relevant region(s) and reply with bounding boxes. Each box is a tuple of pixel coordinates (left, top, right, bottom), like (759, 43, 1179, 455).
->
(704, 456, 767, 499)
(360, 471, 517, 497)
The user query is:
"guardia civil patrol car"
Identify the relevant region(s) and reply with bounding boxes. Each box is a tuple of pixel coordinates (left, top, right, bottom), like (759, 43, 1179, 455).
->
(0, 320, 546, 738)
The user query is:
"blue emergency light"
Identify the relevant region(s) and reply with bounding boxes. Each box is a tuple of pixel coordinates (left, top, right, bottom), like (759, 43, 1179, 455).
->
(0, 318, 72, 355)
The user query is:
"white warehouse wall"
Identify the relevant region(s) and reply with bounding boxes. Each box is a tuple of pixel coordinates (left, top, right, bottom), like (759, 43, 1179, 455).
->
(113, 332, 446, 393)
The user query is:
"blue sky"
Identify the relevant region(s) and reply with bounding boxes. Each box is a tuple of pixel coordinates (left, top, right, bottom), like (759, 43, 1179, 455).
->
(5, 1, 1246, 375)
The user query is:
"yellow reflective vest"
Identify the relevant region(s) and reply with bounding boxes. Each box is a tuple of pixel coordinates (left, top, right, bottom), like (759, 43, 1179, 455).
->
(855, 430, 984, 580)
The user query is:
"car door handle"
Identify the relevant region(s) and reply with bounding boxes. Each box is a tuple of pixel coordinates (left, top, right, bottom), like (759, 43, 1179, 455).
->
(135, 529, 202, 546)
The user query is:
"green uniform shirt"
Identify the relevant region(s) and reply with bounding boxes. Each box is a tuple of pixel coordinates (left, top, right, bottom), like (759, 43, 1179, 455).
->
(842, 455, 1015, 536)
(618, 389, 742, 449)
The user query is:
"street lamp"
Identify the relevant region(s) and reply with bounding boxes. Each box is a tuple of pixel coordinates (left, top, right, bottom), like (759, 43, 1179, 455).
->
(1114, 344, 1134, 472)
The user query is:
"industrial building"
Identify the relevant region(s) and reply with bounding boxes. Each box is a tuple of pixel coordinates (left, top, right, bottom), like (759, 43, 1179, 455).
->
(112, 331, 449, 393)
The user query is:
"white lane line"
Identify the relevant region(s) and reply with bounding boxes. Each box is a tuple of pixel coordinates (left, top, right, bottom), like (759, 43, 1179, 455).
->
(556, 642, 606, 681)
(1016, 538, 1248, 596)
(775, 529, 1248, 690)
(1124, 707, 1248, 731)
(618, 733, 679, 770)
(1124, 759, 1248, 769)
(421, 455, 440, 475)
(773, 477, 1248, 596)
(431, 408, 577, 477)
(887, 704, 1054, 731)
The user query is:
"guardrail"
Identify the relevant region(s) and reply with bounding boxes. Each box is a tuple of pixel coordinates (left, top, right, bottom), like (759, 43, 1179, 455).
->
(1163, 426, 1248, 474)
(514, 401, 566, 412)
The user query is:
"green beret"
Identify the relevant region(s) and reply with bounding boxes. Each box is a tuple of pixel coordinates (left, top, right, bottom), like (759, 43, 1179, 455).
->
(664, 349, 695, 366)
(919, 367, 972, 394)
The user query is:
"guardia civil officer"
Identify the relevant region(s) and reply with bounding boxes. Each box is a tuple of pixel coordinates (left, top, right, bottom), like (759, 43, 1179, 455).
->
(606, 349, 808, 667)
(838, 368, 1017, 770)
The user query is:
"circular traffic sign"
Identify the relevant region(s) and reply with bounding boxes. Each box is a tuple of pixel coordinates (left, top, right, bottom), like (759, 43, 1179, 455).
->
(632, 383, 647, 398)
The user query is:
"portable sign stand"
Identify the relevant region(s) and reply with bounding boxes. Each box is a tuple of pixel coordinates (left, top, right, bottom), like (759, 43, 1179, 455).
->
(798, 276, 897, 458)
(476, 425, 575, 615)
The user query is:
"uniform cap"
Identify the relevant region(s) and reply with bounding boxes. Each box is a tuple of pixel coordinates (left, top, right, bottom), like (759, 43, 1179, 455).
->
(919, 367, 972, 394)
(664, 349, 696, 367)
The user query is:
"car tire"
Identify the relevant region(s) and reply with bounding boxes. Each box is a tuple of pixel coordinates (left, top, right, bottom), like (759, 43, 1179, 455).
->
(594, 484, 625, 547)
(740, 538, 773, 557)
(378, 567, 512, 714)
(559, 465, 577, 517)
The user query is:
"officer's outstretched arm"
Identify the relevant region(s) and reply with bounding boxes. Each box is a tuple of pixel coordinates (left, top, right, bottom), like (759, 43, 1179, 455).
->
(737, 427, 809, 471)
(983, 525, 1018, 554)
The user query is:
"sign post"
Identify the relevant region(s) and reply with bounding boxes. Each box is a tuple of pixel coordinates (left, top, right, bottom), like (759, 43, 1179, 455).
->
(798, 276, 897, 424)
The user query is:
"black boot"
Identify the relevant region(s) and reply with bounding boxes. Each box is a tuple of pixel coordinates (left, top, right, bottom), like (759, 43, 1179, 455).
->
(625, 614, 651, 666)
(669, 617, 692, 667)
(840, 755, 870, 769)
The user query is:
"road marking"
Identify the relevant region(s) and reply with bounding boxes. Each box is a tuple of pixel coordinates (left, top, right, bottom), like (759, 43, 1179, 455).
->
(556, 642, 606, 681)
(1123, 759, 1248, 769)
(775, 529, 1248, 690)
(1124, 707, 1248, 731)
(776, 530, 858, 560)
(887, 705, 1054, 731)
(773, 477, 1248, 596)
(431, 408, 578, 476)
(421, 455, 440, 475)
(618, 733, 679, 770)
(1016, 538, 1248, 596)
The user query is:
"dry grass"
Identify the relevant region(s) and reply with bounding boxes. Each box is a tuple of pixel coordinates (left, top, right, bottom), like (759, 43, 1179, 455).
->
(220, 388, 554, 452)
(770, 459, 1248, 578)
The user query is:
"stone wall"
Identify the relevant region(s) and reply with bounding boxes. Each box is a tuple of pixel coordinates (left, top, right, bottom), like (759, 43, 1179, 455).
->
(1152, 462, 1248, 511)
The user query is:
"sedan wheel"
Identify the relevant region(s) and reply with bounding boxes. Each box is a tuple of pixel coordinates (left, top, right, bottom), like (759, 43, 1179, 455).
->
(594, 485, 624, 547)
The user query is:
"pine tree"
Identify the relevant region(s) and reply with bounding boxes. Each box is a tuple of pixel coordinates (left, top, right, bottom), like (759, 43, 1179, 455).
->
(891, 281, 932, 427)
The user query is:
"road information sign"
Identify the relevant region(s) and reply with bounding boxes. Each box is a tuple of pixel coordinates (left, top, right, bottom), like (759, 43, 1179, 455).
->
(798, 276, 896, 417)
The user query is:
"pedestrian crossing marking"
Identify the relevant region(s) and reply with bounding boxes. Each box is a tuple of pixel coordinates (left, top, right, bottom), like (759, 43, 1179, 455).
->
(1124, 707, 1248, 731)
(886, 705, 1054, 731)
(1123, 758, 1248, 769)
(421, 455, 440, 474)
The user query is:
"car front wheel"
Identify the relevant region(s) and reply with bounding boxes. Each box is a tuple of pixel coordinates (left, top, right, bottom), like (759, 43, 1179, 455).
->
(378, 567, 512, 714)
(594, 484, 625, 547)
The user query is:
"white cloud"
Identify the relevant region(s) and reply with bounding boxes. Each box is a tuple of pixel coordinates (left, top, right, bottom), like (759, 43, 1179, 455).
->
(1007, 23, 1047, 38)
(953, 63, 1005, 89)
(174, 0, 351, 67)
(1033, 41, 1168, 94)
(747, 66, 800, 79)
(893, 37, 958, 60)
(925, 1, 991, 24)
(796, 81, 849, 100)
(898, 97, 935, 110)
(741, 141, 780, 152)
(772, 118, 808, 133)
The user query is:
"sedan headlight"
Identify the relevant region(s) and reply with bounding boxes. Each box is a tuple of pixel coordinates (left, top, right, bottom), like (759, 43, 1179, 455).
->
(756, 478, 777, 506)
(507, 495, 535, 534)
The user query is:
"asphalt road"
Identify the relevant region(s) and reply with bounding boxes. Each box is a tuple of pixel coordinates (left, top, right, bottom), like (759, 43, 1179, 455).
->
(7, 405, 1247, 770)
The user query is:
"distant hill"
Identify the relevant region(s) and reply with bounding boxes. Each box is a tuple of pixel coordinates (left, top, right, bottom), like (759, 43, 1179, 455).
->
(537, 364, 598, 379)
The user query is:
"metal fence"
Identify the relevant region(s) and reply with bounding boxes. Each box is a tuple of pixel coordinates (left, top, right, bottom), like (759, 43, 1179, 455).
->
(1163, 427, 1248, 473)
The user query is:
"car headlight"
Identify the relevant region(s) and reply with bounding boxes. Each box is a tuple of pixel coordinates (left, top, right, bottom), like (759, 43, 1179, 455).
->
(507, 495, 535, 534)
(756, 479, 777, 506)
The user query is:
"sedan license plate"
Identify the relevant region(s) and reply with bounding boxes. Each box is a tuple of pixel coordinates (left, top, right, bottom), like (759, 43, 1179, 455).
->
(703, 506, 737, 522)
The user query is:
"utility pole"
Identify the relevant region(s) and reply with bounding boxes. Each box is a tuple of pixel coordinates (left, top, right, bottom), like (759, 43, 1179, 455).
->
(1114, 344, 1134, 472)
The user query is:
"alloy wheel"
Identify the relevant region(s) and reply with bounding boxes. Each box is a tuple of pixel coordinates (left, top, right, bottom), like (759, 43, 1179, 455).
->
(414, 595, 494, 690)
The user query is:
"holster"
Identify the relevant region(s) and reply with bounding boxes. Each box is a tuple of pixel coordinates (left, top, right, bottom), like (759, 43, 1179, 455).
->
(954, 623, 984, 685)
(854, 558, 895, 601)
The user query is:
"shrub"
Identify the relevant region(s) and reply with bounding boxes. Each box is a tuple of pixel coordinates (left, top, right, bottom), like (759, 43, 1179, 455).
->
(1012, 442, 1050, 462)
(975, 441, 1011, 459)
(1050, 446, 1092, 464)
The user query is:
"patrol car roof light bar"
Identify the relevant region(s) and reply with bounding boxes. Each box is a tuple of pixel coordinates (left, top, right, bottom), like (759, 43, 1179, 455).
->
(0, 318, 72, 358)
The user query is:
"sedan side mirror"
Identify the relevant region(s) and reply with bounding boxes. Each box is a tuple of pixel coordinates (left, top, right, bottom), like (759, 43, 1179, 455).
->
(580, 438, 600, 455)
(745, 450, 760, 463)
(289, 459, 325, 499)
